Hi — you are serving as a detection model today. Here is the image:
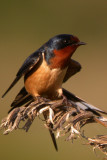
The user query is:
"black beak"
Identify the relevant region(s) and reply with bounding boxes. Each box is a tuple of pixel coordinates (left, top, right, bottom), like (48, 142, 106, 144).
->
(77, 42, 86, 46)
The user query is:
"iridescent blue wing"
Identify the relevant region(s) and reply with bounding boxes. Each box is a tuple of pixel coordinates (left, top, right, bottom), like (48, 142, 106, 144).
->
(2, 50, 42, 98)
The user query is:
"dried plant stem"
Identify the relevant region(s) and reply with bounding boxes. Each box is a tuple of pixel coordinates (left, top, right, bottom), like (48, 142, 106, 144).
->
(0, 94, 107, 156)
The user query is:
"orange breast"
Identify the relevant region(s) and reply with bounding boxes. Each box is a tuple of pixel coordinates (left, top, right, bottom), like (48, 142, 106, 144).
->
(24, 54, 67, 98)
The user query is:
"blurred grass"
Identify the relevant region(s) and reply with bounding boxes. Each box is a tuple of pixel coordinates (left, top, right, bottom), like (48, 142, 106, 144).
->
(0, 0, 107, 159)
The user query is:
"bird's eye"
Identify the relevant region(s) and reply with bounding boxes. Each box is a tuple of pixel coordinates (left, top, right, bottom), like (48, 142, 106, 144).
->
(63, 40, 68, 43)
(63, 39, 71, 45)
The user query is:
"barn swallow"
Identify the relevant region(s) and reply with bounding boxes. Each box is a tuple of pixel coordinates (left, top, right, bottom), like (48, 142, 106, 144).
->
(2, 34, 85, 99)
(2, 34, 86, 151)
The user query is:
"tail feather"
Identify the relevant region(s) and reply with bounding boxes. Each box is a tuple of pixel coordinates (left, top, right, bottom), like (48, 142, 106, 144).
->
(49, 129, 58, 151)
(8, 87, 33, 113)
(63, 88, 107, 115)
(11, 87, 32, 107)
(43, 113, 58, 151)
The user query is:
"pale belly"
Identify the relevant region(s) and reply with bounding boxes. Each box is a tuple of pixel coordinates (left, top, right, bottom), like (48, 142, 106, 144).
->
(24, 60, 67, 99)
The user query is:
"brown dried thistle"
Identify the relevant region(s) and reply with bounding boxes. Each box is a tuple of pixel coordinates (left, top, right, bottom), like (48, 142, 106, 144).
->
(0, 88, 107, 156)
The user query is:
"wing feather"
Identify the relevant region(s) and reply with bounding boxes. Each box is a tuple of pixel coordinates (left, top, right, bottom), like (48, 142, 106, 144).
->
(63, 59, 81, 83)
(2, 51, 42, 98)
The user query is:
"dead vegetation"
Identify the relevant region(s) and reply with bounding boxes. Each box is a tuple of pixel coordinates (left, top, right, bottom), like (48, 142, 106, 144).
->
(0, 89, 107, 157)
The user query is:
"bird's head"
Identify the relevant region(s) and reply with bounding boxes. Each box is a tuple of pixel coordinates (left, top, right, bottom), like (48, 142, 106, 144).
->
(44, 34, 86, 68)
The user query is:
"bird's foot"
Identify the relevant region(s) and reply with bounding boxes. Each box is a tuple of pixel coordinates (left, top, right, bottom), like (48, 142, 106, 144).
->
(62, 95, 70, 106)
(35, 96, 50, 103)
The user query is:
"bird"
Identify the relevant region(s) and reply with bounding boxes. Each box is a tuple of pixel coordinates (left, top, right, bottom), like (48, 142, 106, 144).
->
(2, 34, 86, 151)
(2, 34, 85, 99)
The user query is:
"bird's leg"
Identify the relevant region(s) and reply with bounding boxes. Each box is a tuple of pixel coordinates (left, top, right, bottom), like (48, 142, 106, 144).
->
(35, 96, 50, 103)
(62, 94, 70, 106)
(27, 96, 50, 108)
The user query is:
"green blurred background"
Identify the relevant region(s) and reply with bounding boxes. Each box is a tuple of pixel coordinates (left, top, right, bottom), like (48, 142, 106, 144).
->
(0, 0, 107, 159)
